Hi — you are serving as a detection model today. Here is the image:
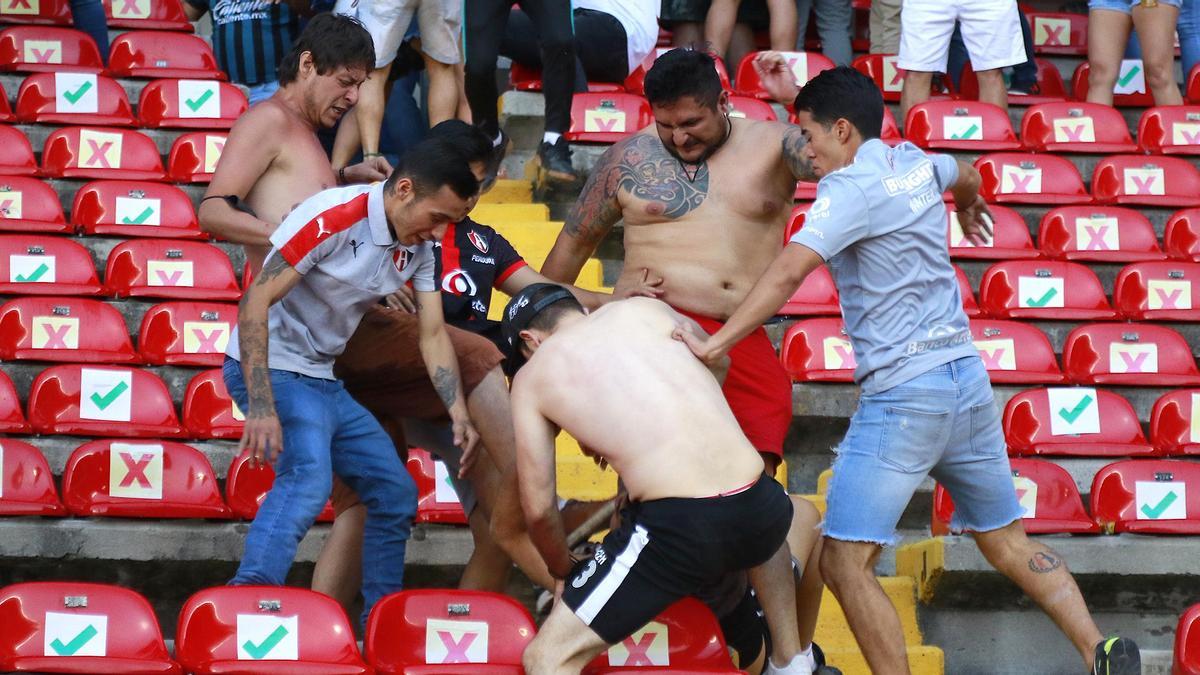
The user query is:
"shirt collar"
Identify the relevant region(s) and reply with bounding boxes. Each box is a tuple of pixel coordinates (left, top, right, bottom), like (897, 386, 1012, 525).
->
(366, 182, 395, 246)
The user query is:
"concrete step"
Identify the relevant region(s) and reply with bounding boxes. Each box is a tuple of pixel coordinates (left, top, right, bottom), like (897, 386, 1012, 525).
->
(815, 577, 922, 652)
(2, 360, 207, 405)
(822, 645, 944, 675)
(45, 178, 209, 215)
(469, 202, 550, 223)
(0, 233, 245, 285)
(478, 179, 532, 204)
(0, 73, 153, 110)
(11, 433, 237, 481)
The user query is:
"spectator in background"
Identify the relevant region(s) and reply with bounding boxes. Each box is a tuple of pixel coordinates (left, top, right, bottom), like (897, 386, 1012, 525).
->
(70, 0, 108, 62)
(1087, 0, 1184, 106)
(899, 0, 1026, 119)
(947, 10, 1041, 96)
(661, 0, 769, 78)
(1180, 0, 1199, 78)
(183, 0, 304, 105)
(794, 0, 852, 66)
(706, 0, 798, 62)
(868, 0, 900, 53)
(465, 0, 578, 187)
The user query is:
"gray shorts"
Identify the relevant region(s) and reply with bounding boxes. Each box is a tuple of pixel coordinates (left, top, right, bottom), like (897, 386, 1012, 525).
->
(402, 418, 478, 516)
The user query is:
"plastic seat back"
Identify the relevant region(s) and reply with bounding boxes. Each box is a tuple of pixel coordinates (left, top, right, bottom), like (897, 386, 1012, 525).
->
(0, 296, 137, 363)
(16, 72, 134, 126)
(407, 447, 468, 524)
(1114, 261, 1200, 321)
(904, 100, 1020, 151)
(780, 317, 857, 382)
(970, 319, 1064, 384)
(566, 93, 652, 144)
(623, 48, 731, 97)
(933, 457, 1099, 535)
(0, 234, 103, 296)
(103, 0, 192, 31)
(851, 53, 906, 102)
(1176, 603, 1200, 675)
(41, 126, 166, 181)
(106, 31, 223, 79)
(955, 265, 981, 317)
(1137, 105, 1200, 154)
(509, 60, 623, 93)
(947, 203, 1039, 260)
(364, 589, 535, 673)
(779, 264, 839, 316)
(137, 301, 235, 366)
(167, 131, 226, 183)
(1020, 102, 1136, 153)
(726, 95, 776, 121)
(975, 153, 1091, 205)
(582, 597, 739, 673)
(1003, 386, 1152, 457)
(62, 439, 231, 518)
(72, 179, 202, 239)
(182, 368, 244, 439)
(1150, 389, 1200, 456)
(1091, 155, 1200, 208)
(1063, 323, 1200, 386)
(27, 364, 184, 437)
(1166, 208, 1200, 262)
(0, 370, 29, 433)
(0, 124, 39, 176)
(1090, 459, 1200, 533)
(1072, 60, 1156, 107)
(138, 78, 248, 129)
(734, 50, 834, 99)
(0, 175, 69, 233)
(0, 26, 103, 73)
(978, 260, 1116, 320)
(176, 586, 367, 674)
(1039, 206, 1165, 262)
(225, 451, 334, 522)
(1028, 12, 1088, 55)
(0, 0, 71, 25)
(0, 439, 64, 515)
(1190, 62, 1200, 104)
(104, 239, 240, 300)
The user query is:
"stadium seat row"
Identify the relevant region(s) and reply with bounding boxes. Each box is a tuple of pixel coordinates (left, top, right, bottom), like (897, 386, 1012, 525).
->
(0, 0, 193, 31)
(0, 26, 222, 79)
(0, 124, 224, 182)
(0, 177, 204, 237)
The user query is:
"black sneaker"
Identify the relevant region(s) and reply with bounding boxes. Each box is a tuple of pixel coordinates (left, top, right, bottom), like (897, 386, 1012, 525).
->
(537, 136, 578, 184)
(480, 128, 509, 193)
(1091, 636, 1141, 675)
(811, 641, 843, 674)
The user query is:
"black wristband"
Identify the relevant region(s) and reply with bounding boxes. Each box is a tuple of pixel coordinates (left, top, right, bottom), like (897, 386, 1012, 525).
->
(338, 166, 347, 184)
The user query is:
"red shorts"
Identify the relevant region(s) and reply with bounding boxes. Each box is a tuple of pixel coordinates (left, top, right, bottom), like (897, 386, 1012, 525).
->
(677, 308, 792, 459)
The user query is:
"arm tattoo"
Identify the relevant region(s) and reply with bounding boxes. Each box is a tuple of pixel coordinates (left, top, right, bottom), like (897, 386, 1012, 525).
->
(782, 127, 819, 183)
(239, 255, 294, 419)
(431, 365, 457, 410)
(1028, 551, 1062, 574)
(563, 146, 625, 245)
(255, 253, 292, 286)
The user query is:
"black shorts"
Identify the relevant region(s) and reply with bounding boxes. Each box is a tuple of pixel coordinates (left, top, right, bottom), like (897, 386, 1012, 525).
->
(660, 0, 770, 30)
(561, 474, 792, 644)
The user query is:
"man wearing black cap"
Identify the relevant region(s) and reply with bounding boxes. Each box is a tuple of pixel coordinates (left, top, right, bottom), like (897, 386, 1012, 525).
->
(503, 286, 814, 675)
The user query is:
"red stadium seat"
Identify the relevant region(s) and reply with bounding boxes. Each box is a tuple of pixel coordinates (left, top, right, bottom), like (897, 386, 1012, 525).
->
(102, 0, 192, 31)
(0, 234, 103, 296)
(566, 93, 653, 144)
(406, 447, 468, 525)
(1177, 603, 1200, 675)
(510, 60, 623, 93)
(946, 203, 1039, 259)
(167, 131, 226, 183)
(0, 175, 69, 233)
(0, 26, 103, 74)
(1137, 106, 1200, 155)
(734, 50, 835, 99)
(364, 589, 535, 673)
(955, 264, 981, 317)
(1091, 155, 1200, 207)
(1063, 323, 1200, 386)
(978, 260, 1116, 320)
(104, 239, 240, 300)
(225, 451, 335, 522)
(975, 153, 1091, 205)
(780, 317, 857, 382)
(624, 48, 732, 97)
(1003, 386, 1152, 457)
(970, 319, 1064, 384)
(879, 106, 904, 145)
(726, 95, 776, 121)
(1150, 389, 1200, 456)
(176, 586, 367, 674)
(1028, 12, 1088, 55)
(1114, 262, 1200, 321)
(780, 264, 840, 316)
(0, 439, 64, 515)
(0, 582, 179, 674)
(1190, 63, 1200, 104)
(62, 439, 231, 518)
(0, 370, 30, 433)
(41, 126, 166, 181)
(0, 296, 138, 363)
(932, 458, 1099, 535)
(182, 368, 243, 439)
(27, 364, 184, 437)
(0, 124, 39, 176)
(106, 31, 223, 79)
(0, 0, 71, 25)
(138, 78, 248, 129)
(72, 179, 203, 239)
(15, 72, 134, 126)
(138, 301, 235, 367)
(959, 60, 1069, 105)
(582, 598, 741, 674)
(851, 53, 906, 102)
(1090, 459, 1200, 533)
(904, 100, 1020, 151)
(1166, 208, 1200, 262)
(0, 81, 13, 122)
(1020, 102, 1136, 153)
(1072, 61, 1156, 107)
(1038, 206, 1166, 262)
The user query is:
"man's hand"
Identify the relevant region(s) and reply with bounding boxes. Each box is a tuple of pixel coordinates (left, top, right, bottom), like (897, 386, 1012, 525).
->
(673, 321, 729, 368)
(451, 414, 481, 479)
(341, 156, 393, 184)
(242, 414, 283, 468)
(612, 268, 665, 301)
(753, 51, 802, 105)
(383, 285, 418, 313)
(956, 195, 994, 246)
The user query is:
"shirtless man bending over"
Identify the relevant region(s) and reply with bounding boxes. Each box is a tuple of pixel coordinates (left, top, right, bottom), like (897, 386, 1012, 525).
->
(504, 285, 811, 675)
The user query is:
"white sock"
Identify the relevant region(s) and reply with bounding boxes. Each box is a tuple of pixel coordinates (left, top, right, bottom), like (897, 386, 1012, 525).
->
(767, 653, 814, 675)
(800, 644, 816, 669)
(492, 132, 504, 147)
(543, 131, 562, 145)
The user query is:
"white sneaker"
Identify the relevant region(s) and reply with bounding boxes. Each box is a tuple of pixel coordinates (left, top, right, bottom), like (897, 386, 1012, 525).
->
(764, 654, 815, 675)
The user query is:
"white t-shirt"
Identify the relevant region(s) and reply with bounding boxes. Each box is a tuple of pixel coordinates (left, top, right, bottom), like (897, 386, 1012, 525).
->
(575, 0, 660, 75)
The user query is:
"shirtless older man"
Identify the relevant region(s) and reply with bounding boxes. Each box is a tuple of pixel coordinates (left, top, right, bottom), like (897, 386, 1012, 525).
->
(505, 285, 811, 675)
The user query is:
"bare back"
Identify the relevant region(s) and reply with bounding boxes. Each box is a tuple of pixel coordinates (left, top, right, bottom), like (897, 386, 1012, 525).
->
(516, 298, 764, 501)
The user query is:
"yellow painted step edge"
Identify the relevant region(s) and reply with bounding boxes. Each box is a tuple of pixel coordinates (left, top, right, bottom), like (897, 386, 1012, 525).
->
(895, 537, 947, 604)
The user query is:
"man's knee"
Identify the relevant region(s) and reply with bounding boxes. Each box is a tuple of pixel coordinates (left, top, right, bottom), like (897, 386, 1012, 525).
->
(975, 69, 1004, 86)
(358, 472, 418, 523)
(819, 539, 876, 585)
(973, 520, 1034, 568)
(523, 636, 559, 675)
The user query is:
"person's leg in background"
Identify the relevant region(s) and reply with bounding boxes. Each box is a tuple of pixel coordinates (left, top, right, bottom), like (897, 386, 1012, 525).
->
(794, 0, 814, 51)
(868, 0, 901, 53)
(571, 8, 633, 84)
(707, 0, 748, 61)
(898, 0, 956, 120)
(464, 0, 511, 141)
(1133, 0, 1184, 104)
(813, 0, 853, 66)
(415, 0, 465, 125)
(1178, 0, 1199, 79)
(1008, 8, 1040, 94)
(787, 496, 826, 667)
(958, 0, 1024, 113)
(517, 0, 579, 184)
(663, 0, 710, 48)
(947, 23, 968, 91)
(1086, 4, 1134, 105)
(69, 0, 108, 61)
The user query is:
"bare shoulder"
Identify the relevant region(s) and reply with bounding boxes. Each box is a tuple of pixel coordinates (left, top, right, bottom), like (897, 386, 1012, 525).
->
(231, 99, 290, 133)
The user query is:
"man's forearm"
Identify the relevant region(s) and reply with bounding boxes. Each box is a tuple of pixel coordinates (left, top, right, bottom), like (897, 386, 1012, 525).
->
(527, 510, 574, 579)
(421, 329, 469, 419)
(541, 239, 590, 284)
(237, 299, 275, 417)
(198, 199, 274, 246)
(711, 256, 809, 354)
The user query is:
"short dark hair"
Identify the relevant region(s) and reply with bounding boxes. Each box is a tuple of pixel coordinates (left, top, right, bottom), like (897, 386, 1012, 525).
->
(524, 288, 583, 333)
(428, 119, 494, 166)
(386, 137, 480, 200)
(793, 66, 883, 140)
(277, 13, 375, 86)
(643, 48, 723, 110)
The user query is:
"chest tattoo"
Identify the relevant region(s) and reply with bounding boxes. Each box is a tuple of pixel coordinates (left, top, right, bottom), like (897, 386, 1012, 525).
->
(618, 136, 709, 219)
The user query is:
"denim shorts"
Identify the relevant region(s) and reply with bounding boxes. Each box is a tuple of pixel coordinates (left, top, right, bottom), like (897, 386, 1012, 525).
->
(1089, 0, 1181, 13)
(824, 356, 1024, 546)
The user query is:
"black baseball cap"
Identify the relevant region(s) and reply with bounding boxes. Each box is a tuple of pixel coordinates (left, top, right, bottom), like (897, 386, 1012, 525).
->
(500, 283, 577, 376)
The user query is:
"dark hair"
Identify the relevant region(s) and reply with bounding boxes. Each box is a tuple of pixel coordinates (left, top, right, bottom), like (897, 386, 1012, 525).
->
(792, 66, 883, 140)
(386, 137, 480, 200)
(277, 13, 375, 86)
(428, 119, 494, 166)
(523, 286, 584, 333)
(643, 48, 723, 110)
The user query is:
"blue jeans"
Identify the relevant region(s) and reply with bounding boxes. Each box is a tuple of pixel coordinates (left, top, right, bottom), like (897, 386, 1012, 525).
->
(69, 0, 108, 61)
(222, 357, 416, 623)
(1180, 0, 1200, 78)
(824, 356, 1023, 546)
(246, 81, 281, 106)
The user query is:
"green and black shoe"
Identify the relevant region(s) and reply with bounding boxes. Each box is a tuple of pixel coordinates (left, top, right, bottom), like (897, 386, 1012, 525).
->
(1091, 636, 1141, 675)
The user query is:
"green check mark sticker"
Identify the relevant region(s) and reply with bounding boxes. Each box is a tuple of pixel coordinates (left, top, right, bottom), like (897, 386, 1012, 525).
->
(121, 206, 155, 225)
(15, 262, 49, 283)
(1141, 490, 1178, 519)
(1024, 287, 1058, 307)
(242, 625, 289, 659)
(49, 624, 98, 656)
(1117, 65, 1142, 89)
(1057, 394, 1093, 424)
(89, 381, 128, 409)
(61, 80, 92, 105)
(949, 123, 979, 140)
(184, 89, 214, 112)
